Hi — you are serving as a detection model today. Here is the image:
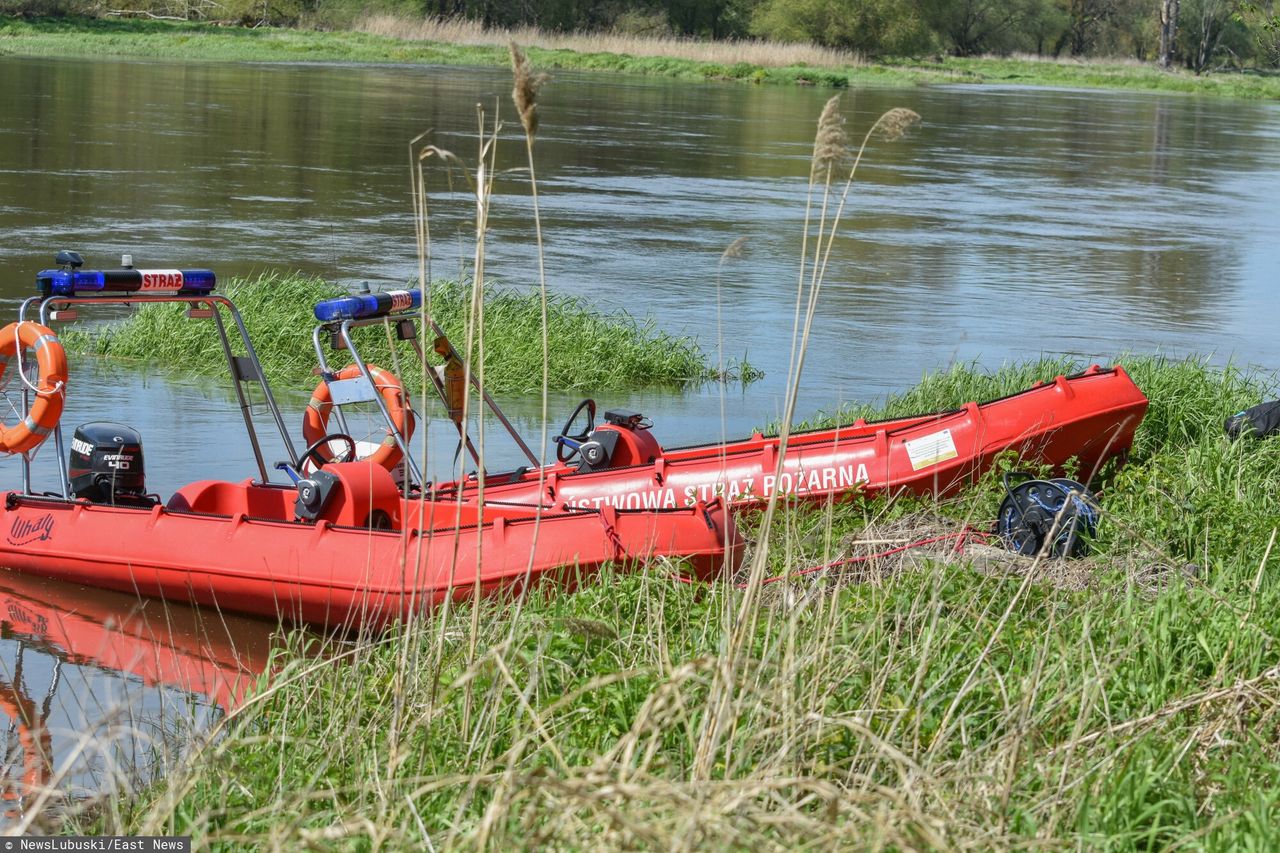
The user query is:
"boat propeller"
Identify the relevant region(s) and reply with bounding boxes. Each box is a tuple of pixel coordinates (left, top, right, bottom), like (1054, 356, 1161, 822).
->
(996, 472, 1099, 558)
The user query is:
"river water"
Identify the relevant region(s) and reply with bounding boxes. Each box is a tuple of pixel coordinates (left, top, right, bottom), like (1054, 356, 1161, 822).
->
(0, 54, 1278, 815)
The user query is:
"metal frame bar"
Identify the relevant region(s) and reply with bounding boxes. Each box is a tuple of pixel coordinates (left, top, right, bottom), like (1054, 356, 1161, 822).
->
(309, 326, 355, 439)
(11, 291, 298, 497)
(310, 312, 543, 480)
(335, 321, 425, 485)
(310, 322, 433, 481)
(421, 318, 540, 468)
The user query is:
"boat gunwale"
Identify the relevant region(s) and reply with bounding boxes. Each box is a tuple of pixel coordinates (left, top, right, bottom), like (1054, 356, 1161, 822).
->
(662, 365, 1129, 452)
(1, 491, 720, 538)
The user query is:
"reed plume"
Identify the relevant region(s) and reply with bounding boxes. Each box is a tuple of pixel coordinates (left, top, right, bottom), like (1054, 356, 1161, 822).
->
(720, 235, 749, 262)
(869, 106, 921, 142)
(714, 235, 749, 458)
(695, 98, 922, 782)
(507, 44, 554, 639)
(510, 42, 549, 139)
(810, 95, 851, 180)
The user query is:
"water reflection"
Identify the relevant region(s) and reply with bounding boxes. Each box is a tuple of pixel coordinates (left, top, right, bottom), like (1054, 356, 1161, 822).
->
(0, 570, 273, 829)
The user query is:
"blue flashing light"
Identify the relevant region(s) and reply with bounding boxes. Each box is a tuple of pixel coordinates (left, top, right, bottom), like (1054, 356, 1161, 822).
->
(314, 289, 422, 322)
(37, 269, 105, 295)
(178, 270, 217, 292)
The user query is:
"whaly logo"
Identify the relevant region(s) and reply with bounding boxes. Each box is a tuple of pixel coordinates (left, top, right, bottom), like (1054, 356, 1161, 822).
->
(5, 601, 48, 635)
(8, 513, 55, 546)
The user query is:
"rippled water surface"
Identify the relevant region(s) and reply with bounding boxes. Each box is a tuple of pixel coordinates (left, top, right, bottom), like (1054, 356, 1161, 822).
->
(0, 55, 1278, 810)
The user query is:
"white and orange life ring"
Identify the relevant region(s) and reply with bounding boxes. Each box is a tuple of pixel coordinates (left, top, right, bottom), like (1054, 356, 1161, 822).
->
(303, 364, 414, 471)
(0, 321, 67, 455)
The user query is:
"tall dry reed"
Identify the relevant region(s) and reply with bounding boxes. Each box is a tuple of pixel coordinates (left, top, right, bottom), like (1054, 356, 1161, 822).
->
(356, 14, 863, 69)
(694, 97, 920, 783)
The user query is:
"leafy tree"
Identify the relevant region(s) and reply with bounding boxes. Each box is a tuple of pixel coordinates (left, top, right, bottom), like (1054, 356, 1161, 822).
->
(1060, 0, 1117, 53)
(1022, 0, 1070, 54)
(1180, 0, 1250, 70)
(751, 0, 933, 55)
(916, 0, 1043, 54)
(1236, 0, 1280, 64)
(665, 0, 758, 37)
(1101, 0, 1157, 58)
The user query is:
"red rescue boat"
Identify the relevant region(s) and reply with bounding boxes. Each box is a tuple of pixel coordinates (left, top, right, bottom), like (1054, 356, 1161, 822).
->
(1, 479, 736, 628)
(306, 288, 1148, 513)
(440, 365, 1148, 510)
(0, 256, 741, 629)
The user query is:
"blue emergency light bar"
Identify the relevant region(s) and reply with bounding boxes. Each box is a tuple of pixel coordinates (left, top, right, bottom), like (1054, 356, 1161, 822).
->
(36, 268, 217, 296)
(313, 289, 421, 322)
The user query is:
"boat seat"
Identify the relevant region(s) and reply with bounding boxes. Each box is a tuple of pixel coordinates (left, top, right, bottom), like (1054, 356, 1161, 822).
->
(167, 479, 295, 520)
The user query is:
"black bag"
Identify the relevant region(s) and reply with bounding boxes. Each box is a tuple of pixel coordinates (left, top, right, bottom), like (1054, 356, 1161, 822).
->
(1225, 400, 1280, 440)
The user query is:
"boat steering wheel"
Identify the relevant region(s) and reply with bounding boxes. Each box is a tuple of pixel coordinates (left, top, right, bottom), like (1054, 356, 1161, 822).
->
(554, 398, 596, 463)
(301, 432, 357, 469)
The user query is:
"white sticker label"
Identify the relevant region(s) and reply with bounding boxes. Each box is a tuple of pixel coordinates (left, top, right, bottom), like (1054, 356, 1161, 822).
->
(138, 269, 185, 291)
(904, 428, 959, 471)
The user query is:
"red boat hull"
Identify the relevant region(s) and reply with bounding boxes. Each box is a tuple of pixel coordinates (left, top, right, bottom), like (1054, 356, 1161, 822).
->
(0, 482, 740, 629)
(440, 365, 1149, 510)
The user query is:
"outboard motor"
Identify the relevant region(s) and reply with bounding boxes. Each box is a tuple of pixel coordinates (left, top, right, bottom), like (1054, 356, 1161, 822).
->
(69, 422, 151, 505)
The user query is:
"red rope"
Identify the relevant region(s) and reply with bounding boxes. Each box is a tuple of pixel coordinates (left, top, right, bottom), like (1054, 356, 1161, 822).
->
(756, 527, 987, 586)
(671, 526, 990, 588)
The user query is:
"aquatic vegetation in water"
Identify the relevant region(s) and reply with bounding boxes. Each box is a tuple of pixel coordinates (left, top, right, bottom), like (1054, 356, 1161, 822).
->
(60, 272, 752, 393)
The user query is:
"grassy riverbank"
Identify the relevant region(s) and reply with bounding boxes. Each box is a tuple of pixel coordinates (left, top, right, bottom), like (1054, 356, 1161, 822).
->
(61, 272, 733, 392)
(69, 355, 1280, 847)
(4, 15, 1279, 99)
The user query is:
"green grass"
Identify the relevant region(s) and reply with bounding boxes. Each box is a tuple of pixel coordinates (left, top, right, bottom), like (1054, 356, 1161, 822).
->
(884, 54, 1280, 100)
(61, 272, 735, 393)
(63, 355, 1280, 847)
(4, 16, 1279, 99)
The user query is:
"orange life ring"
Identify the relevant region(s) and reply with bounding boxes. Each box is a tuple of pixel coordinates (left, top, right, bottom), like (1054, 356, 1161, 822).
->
(303, 364, 414, 471)
(0, 322, 67, 455)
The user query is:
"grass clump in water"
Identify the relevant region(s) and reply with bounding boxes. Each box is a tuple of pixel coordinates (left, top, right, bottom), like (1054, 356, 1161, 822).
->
(61, 355, 1280, 848)
(62, 272, 734, 393)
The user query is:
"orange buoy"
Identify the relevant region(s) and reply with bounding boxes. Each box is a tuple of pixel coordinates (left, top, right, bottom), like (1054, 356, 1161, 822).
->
(303, 364, 414, 471)
(0, 322, 67, 455)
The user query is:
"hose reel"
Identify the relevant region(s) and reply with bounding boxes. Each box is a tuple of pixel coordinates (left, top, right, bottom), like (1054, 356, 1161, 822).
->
(996, 472, 1099, 558)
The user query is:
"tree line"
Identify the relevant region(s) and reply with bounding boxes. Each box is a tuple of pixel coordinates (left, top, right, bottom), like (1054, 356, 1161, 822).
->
(5, 0, 1278, 72)
(470, 0, 1276, 71)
